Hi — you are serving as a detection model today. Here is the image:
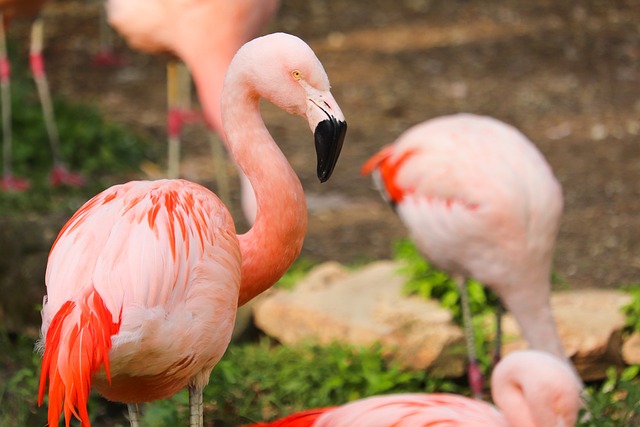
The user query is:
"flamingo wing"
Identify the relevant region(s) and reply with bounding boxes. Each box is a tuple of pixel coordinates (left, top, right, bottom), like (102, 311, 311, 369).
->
(253, 394, 508, 427)
(313, 393, 508, 427)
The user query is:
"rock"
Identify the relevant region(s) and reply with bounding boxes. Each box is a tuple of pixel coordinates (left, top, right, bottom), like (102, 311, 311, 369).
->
(254, 260, 637, 381)
(254, 260, 466, 377)
(622, 333, 640, 365)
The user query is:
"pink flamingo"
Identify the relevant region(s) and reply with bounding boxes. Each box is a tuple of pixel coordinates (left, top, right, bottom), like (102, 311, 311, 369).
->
(37, 32, 347, 427)
(362, 113, 569, 397)
(106, 0, 279, 191)
(0, 0, 85, 190)
(249, 350, 583, 427)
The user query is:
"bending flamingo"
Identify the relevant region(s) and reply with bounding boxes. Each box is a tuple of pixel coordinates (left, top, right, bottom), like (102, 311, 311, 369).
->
(362, 113, 569, 397)
(0, 0, 85, 190)
(37, 32, 347, 427)
(249, 350, 582, 427)
(106, 0, 279, 196)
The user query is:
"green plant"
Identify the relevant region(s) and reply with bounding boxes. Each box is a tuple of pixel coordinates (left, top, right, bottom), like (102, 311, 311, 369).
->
(621, 285, 640, 334)
(140, 338, 461, 426)
(579, 365, 640, 426)
(0, 332, 45, 426)
(0, 330, 128, 426)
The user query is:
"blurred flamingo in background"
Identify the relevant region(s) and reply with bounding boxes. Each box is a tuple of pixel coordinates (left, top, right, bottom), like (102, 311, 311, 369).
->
(362, 113, 570, 398)
(0, 0, 85, 190)
(248, 350, 583, 427)
(106, 0, 279, 211)
(37, 32, 346, 427)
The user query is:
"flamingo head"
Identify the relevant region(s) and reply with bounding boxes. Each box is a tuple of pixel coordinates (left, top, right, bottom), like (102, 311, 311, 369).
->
(226, 32, 347, 182)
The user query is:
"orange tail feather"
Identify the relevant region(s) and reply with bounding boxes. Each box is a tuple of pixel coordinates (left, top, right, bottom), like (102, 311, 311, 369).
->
(247, 408, 335, 427)
(38, 290, 121, 427)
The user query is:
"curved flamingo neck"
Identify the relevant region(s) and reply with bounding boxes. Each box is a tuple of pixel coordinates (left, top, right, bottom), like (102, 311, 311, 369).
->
(495, 384, 537, 427)
(220, 73, 307, 307)
(500, 275, 567, 360)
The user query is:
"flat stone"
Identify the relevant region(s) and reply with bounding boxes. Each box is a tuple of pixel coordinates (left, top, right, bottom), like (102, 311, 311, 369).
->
(253, 261, 466, 377)
(622, 332, 640, 365)
(254, 261, 637, 381)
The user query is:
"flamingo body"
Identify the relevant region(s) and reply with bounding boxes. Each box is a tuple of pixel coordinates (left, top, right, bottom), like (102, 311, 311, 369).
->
(106, 0, 279, 129)
(106, 0, 278, 59)
(38, 32, 347, 427)
(250, 350, 582, 427)
(362, 113, 566, 359)
(39, 179, 241, 421)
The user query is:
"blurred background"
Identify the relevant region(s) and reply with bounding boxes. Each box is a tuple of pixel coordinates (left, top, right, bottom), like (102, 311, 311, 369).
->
(24, 0, 639, 287)
(0, 0, 639, 425)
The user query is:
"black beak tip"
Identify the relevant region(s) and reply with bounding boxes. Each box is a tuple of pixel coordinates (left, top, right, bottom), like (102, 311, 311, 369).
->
(314, 118, 347, 183)
(319, 172, 331, 183)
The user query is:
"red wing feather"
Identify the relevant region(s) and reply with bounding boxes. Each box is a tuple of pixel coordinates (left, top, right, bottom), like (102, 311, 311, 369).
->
(362, 146, 418, 203)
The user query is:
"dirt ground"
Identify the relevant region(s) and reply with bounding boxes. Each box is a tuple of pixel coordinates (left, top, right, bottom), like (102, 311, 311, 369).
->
(10, 0, 640, 291)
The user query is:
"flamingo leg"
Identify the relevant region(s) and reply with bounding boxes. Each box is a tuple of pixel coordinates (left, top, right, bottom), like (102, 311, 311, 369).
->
(92, 2, 124, 67)
(456, 275, 484, 400)
(189, 385, 204, 427)
(127, 403, 141, 427)
(167, 60, 180, 178)
(167, 61, 201, 179)
(0, 13, 29, 191)
(209, 132, 231, 207)
(29, 17, 85, 187)
(493, 300, 504, 367)
(167, 61, 197, 178)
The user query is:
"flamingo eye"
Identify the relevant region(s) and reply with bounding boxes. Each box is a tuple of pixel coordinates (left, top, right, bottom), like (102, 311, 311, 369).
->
(291, 70, 302, 80)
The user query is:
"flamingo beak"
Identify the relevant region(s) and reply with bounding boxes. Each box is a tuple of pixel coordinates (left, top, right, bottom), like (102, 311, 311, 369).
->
(307, 92, 347, 182)
(315, 116, 347, 182)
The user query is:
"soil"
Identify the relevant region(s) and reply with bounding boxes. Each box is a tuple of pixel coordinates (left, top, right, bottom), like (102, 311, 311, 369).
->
(10, 0, 640, 290)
